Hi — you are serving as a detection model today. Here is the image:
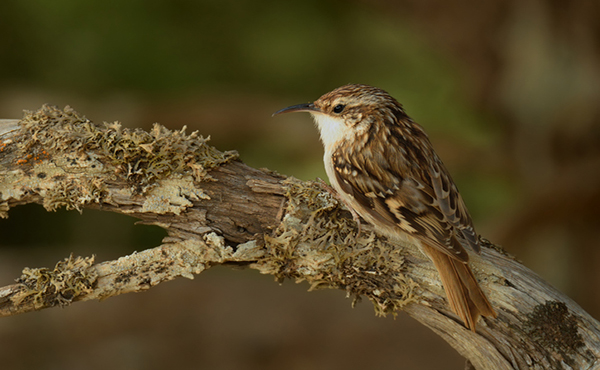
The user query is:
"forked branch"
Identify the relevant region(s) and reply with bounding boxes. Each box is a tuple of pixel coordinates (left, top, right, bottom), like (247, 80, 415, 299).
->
(0, 106, 598, 370)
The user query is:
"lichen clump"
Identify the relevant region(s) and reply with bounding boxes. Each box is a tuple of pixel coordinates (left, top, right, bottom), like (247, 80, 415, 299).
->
(2, 105, 238, 214)
(262, 178, 417, 316)
(19, 105, 238, 191)
(524, 300, 585, 367)
(14, 255, 97, 309)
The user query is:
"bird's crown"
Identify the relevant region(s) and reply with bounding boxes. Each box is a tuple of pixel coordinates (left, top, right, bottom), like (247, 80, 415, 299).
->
(313, 84, 404, 121)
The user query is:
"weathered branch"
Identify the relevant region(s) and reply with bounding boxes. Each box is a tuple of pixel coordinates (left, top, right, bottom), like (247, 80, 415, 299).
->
(0, 106, 598, 370)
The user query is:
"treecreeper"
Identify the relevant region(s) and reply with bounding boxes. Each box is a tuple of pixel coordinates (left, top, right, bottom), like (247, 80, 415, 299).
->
(273, 84, 497, 331)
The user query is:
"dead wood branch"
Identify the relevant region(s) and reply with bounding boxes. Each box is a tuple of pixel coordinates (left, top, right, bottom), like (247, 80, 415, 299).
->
(0, 106, 598, 370)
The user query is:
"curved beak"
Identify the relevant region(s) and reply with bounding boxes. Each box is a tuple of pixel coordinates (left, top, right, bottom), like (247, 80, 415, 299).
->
(272, 103, 320, 117)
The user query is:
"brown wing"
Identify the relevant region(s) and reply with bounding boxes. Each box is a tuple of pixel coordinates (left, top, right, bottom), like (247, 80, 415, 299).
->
(332, 124, 480, 262)
(428, 157, 480, 253)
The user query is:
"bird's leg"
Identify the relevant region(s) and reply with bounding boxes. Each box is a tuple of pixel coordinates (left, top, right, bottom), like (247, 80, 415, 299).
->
(316, 178, 362, 237)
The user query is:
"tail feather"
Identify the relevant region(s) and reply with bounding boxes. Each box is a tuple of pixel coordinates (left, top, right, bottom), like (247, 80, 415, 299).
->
(422, 244, 497, 331)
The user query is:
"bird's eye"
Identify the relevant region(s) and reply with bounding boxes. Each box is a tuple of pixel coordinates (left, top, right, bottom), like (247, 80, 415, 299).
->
(332, 104, 345, 114)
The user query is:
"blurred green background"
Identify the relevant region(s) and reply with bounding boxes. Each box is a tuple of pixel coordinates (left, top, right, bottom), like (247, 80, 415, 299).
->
(1, 0, 599, 369)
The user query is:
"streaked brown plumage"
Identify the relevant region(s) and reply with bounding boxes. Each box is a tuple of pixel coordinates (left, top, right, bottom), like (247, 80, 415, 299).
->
(273, 84, 496, 331)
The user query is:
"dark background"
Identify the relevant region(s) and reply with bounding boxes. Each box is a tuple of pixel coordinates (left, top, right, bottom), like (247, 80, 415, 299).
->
(1, 1, 599, 369)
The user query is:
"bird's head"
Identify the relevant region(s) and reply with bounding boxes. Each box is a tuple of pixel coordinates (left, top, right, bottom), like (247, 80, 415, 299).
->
(273, 84, 405, 152)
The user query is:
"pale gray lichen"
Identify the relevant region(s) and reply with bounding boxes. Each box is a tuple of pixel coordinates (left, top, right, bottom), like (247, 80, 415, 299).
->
(14, 255, 97, 309)
(261, 178, 418, 316)
(139, 176, 210, 215)
(1, 105, 238, 215)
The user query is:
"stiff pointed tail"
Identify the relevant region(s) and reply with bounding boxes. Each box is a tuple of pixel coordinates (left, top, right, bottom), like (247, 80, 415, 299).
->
(422, 244, 497, 331)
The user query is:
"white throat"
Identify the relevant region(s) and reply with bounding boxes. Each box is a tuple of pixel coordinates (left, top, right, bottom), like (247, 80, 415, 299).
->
(310, 112, 353, 154)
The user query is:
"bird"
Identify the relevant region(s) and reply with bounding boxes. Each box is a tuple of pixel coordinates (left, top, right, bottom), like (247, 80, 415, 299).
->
(273, 84, 497, 331)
